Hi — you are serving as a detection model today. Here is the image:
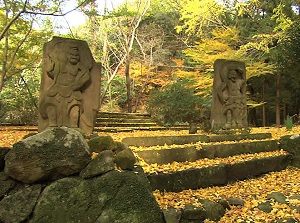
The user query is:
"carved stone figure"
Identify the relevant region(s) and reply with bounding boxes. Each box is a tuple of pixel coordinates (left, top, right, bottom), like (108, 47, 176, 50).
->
(38, 37, 101, 133)
(211, 59, 247, 130)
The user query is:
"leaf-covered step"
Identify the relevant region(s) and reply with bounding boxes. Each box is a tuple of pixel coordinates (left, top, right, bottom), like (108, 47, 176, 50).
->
(97, 112, 151, 119)
(93, 126, 190, 133)
(133, 139, 278, 165)
(153, 167, 300, 222)
(199, 139, 278, 158)
(123, 135, 209, 147)
(96, 118, 155, 123)
(135, 145, 197, 165)
(123, 133, 272, 147)
(145, 151, 291, 192)
(209, 132, 272, 142)
(95, 122, 157, 127)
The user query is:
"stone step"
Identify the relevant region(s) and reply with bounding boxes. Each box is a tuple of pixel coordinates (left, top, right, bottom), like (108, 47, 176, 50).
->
(134, 139, 278, 165)
(95, 112, 190, 132)
(95, 112, 161, 130)
(94, 126, 189, 132)
(96, 118, 154, 124)
(95, 122, 158, 127)
(123, 135, 209, 147)
(97, 112, 151, 119)
(122, 133, 272, 147)
(146, 152, 291, 192)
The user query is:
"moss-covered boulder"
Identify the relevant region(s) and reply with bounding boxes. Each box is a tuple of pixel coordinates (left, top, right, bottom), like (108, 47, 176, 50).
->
(199, 199, 225, 222)
(0, 184, 41, 222)
(87, 135, 116, 153)
(114, 148, 136, 170)
(4, 127, 91, 184)
(32, 169, 164, 223)
(80, 150, 115, 179)
(0, 172, 16, 199)
(114, 141, 128, 154)
(280, 134, 300, 167)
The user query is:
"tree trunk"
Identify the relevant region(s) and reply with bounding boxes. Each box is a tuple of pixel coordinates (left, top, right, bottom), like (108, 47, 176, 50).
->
(89, 1, 98, 55)
(276, 72, 281, 127)
(283, 103, 287, 123)
(134, 62, 149, 112)
(19, 72, 38, 109)
(125, 52, 132, 113)
(0, 25, 9, 93)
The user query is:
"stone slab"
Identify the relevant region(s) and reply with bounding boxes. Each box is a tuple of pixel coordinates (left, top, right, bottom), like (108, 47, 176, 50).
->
(147, 154, 291, 192)
(122, 135, 209, 147)
(136, 146, 197, 165)
(136, 140, 278, 164)
(147, 164, 227, 192)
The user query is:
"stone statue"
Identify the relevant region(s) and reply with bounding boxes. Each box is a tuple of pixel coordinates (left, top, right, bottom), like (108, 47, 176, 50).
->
(38, 37, 101, 133)
(211, 59, 247, 130)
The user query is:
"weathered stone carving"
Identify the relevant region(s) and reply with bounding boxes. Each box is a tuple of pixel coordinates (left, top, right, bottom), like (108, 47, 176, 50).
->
(38, 37, 101, 133)
(211, 59, 247, 130)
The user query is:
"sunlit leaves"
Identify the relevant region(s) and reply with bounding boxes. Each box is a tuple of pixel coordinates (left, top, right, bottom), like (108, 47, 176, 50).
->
(176, 0, 226, 38)
(183, 27, 241, 74)
(245, 61, 276, 79)
(153, 167, 300, 221)
(139, 150, 288, 174)
(272, 3, 293, 32)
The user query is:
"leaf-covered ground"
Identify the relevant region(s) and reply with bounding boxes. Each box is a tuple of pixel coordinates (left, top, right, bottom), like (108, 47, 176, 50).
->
(0, 125, 299, 222)
(0, 125, 299, 147)
(154, 167, 300, 222)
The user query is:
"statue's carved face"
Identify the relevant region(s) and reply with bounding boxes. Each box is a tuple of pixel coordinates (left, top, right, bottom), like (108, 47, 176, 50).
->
(68, 46, 80, 65)
(228, 70, 237, 82)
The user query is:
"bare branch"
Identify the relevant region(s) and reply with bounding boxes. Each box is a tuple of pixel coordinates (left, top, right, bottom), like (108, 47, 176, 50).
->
(0, 0, 28, 41)
(0, 0, 90, 41)
(24, 0, 91, 17)
(100, 53, 127, 104)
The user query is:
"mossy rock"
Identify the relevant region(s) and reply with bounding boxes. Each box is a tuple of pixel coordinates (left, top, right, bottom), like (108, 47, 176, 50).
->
(114, 148, 136, 170)
(113, 141, 128, 154)
(199, 199, 226, 222)
(32, 170, 164, 223)
(87, 136, 116, 153)
(257, 201, 273, 213)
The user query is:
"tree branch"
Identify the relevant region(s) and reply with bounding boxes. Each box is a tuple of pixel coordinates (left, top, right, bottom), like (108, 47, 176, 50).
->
(0, 0, 28, 41)
(0, 0, 91, 42)
(24, 0, 91, 17)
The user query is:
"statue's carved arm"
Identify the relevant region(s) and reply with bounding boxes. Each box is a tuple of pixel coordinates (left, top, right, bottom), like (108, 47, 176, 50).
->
(72, 68, 91, 91)
(217, 82, 228, 104)
(45, 55, 55, 79)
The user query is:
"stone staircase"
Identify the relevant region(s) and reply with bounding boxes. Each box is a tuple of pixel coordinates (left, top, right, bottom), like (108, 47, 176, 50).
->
(122, 132, 292, 192)
(94, 112, 188, 132)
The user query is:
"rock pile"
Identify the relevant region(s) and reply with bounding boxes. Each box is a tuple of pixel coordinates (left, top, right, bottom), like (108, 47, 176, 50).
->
(0, 127, 164, 223)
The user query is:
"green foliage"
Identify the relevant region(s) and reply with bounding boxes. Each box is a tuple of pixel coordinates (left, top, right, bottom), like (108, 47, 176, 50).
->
(284, 115, 293, 131)
(0, 69, 40, 124)
(147, 79, 200, 126)
(101, 75, 128, 111)
(0, 0, 53, 123)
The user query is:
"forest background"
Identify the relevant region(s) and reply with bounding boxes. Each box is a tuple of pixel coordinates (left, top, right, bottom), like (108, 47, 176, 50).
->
(1, 0, 300, 128)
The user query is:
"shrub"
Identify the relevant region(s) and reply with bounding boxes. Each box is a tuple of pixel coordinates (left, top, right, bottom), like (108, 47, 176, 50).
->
(284, 115, 293, 131)
(147, 80, 199, 126)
